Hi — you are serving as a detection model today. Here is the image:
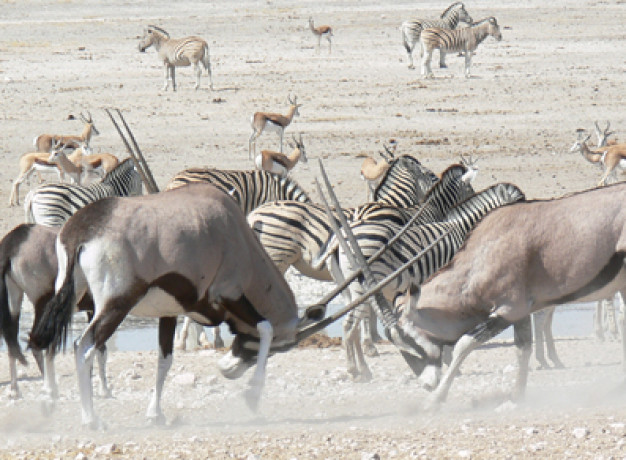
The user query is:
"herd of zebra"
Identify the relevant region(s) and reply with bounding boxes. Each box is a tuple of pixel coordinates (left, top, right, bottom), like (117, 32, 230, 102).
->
(2, 3, 625, 427)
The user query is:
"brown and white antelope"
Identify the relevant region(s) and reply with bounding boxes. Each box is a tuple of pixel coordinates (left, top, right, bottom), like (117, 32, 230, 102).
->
(309, 17, 333, 54)
(421, 17, 502, 78)
(377, 183, 626, 410)
(33, 112, 99, 153)
(0, 224, 109, 400)
(254, 133, 308, 177)
(69, 142, 120, 179)
(138, 25, 213, 91)
(249, 95, 301, 159)
(570, 133, 626, 186)
(359, 143, 397, 201)
(9, 140, 80, 207)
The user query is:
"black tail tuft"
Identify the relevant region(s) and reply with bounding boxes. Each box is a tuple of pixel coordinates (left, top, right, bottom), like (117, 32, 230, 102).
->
(29, 273, 75, 353)
(0, 269, 27, 365)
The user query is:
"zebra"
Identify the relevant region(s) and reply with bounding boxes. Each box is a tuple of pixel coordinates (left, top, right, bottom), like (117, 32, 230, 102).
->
(400, 2, 473, 69)
(421, 17, 502, 78)
(248, 162, 475, 355)
(166, 168, 311, 349)
(138, 25, 213, 91)
(24, 158, 143, 227)
(323, 182, 525, 381)
(372, 155, 439, 207)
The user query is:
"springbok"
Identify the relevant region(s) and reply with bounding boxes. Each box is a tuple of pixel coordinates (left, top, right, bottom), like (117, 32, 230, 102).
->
(68, 142, 120, 179)
(570, 133, 626, 186)
(33, 112, 99, 153)
(308, 17, 333, 54)
(0, 224, 109, 400)
(359, 143, 396, 201)
(248, 95, 301, 160)
(366, 183, 626, 409)
(9, 140, 80, 207)
(138, 25, 213, 91)
(254, 133, 307, 177)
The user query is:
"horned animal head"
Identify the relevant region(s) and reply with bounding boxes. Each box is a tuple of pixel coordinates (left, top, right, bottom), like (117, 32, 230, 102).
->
(288, 133, 308, 163)
(79, 111, 99, 136)
(570, 132, 592, 153)
(287, 94, 302, 117)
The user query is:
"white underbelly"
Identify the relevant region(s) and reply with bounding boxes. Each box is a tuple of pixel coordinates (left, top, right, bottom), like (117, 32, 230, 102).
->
(619, 159, 626, 170)
(129, 287, 186, 318)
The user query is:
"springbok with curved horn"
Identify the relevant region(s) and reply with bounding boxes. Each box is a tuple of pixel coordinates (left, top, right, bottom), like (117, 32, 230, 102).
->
(33, 112, 99, 153)
(255, 133, 308, 177)
(138, 25, 213, 91)
(594, 121, 617, 147)
(249, 95, 301, 160)
(308, 17, 333, 54)
(570, 133, 626, 186)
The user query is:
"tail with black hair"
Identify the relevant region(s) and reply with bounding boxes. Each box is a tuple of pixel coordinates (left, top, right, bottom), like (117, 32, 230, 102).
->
(0, 262, 26, 365)
(29, 252, 76, 353)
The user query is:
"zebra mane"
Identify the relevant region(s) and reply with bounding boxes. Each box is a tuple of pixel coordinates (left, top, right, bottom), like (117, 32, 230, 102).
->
(100, 158, 135, 183)
(440, 2, 464, 19)
(373, 155, 438, 200)
(148, 25, 170, 38)
(420, 163, 468, 201)
(471, 17, 497, 27)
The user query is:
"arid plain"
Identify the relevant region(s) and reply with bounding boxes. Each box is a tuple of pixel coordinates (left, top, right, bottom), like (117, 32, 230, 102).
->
(1, 0, 626, 458)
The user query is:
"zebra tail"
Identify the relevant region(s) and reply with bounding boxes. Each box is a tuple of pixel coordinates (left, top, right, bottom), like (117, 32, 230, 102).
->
(201, 45, 211, 73)
(0, 254, 27, 365)
(28, 252, 76, 353)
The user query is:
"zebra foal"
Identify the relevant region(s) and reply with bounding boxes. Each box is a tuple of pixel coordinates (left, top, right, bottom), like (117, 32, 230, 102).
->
(400, 2, 473, 69)
(421, 17, 502, 78)
(138, 25, 213, 91)
(24, 158, 143, 227)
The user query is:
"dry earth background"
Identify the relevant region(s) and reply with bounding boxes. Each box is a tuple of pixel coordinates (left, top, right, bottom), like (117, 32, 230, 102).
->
(1, 0, 626, 458)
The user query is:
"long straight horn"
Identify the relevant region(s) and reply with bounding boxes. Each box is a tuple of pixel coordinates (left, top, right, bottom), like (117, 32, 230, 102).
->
(317, 160, 398, 329)
(298, 227, 452, 342)
(306, 183, 437, 311)
(115, 109, 159, 193)
(105, 108, 157, 194)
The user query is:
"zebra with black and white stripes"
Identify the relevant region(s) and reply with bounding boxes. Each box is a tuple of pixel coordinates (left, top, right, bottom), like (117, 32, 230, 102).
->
(247, 162, 474, 356)
(24, 158, 143, 227)
(421, 17, 502, 78)
(372, 155, 438, 207)
(166, 167, 311, 350)
(166, 168, 311, 214)
(138, 25, 213, 91)
(400, 2, 473, 69)
(326, 182, 525, 381)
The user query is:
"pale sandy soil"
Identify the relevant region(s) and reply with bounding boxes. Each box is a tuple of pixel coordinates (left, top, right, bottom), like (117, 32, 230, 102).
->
(1, 0, 626, 458)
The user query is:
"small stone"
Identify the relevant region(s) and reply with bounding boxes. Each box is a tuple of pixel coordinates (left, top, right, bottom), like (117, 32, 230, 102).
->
(572, 427, 590, 439)
(94, 443, 117, 455)
(458, 450, 472, 458)
(172, 372, 196, 387)
(524, 427, 538, 435)
(75, 453, 88, 460)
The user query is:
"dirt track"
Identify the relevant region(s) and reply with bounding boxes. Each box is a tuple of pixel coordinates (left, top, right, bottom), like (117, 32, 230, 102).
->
(1, 0, 626, 457)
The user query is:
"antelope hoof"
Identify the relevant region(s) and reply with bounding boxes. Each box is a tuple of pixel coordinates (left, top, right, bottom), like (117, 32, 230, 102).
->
(439, 64, 448, 69)
(9, 388, 22, 400)
(40, 399, 56, 417)
(218, 351, 253, 380)
(99, 387, 113, 399)
(84, 416, 107, 431)
(244, 385, 262, 412)
(147, 413, 167, 426)
(353, 372, 372, 383)
(422, 395, 442, 413)
(363, 341, 379, 358)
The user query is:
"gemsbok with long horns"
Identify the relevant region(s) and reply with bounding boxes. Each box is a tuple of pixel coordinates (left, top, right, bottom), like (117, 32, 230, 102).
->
(33, 112, 99, 153)
(249, 95, 301, 159)
(372, 183, 626, 410)
(0, 224, 110, 400)
(138, 25, 213, 91)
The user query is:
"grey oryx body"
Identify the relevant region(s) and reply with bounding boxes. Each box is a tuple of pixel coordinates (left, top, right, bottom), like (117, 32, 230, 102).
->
(24, 158, 142, 227)
(138, 25, 213, 91)
(324, 182, 524, 381)
(400, 2, 473, 69)
(29, 184, 303, 428)
(421, 17, 502, 78)
(166, 167, 311, 350)
(394, 183, 626, 409)
(0, 224, 108, 400)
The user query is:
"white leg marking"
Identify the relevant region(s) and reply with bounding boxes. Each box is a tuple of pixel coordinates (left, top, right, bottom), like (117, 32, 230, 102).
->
(244, 320, 273, 411)
(146, 350, 173, 424)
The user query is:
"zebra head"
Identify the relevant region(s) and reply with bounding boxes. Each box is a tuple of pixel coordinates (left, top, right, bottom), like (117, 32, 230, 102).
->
(486, 17, 502, 41)
(138, 25, 170, 52)
(441, 2, 473, 25)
